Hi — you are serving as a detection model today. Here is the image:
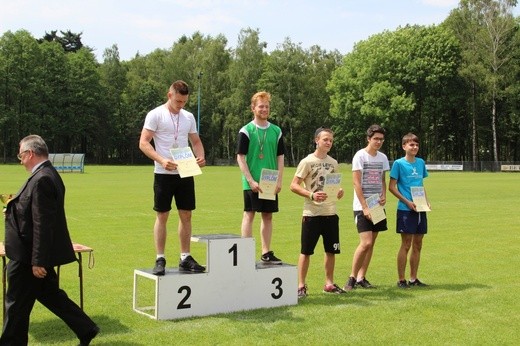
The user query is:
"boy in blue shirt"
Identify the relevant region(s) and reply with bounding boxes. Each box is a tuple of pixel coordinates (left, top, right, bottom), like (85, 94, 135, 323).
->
(389, 133, 430, 288)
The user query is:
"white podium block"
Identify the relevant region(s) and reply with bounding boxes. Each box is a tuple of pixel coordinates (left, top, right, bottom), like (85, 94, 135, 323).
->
(133, 234, 297, 320)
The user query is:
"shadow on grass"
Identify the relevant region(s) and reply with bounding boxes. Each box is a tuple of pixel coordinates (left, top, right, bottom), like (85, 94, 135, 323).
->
(218, 305, 305, 323)
(296, 282, 491, 307)
(423, 283, 491, 291)
(167, 282, 494, 324)
(30, 314, 138, 345)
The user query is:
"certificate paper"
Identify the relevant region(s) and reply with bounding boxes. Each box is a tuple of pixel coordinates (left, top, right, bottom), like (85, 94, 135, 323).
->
(411, 186, 431, 212)
(259, 169, 279, 200)
(169, 147, 202, 178)
(366, 194, 386, 224)
(322, 173, 342, 202)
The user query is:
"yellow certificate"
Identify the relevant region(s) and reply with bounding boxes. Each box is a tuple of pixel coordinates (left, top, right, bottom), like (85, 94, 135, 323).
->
(322, 173, 342, 202)
(366, 194, 386, 224)
(411, 186, 430, 212)
(169, 147, 202, 178)
(259, 169, 279, 200)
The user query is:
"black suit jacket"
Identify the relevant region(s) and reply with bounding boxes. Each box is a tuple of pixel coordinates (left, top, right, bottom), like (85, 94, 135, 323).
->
(4, 160, 76, 267)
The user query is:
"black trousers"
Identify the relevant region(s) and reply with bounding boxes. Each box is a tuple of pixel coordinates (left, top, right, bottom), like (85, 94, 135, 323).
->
(0, 260, 97, 345)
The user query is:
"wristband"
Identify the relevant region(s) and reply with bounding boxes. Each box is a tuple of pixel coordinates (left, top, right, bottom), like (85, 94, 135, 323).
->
(309, 192, 314, 201)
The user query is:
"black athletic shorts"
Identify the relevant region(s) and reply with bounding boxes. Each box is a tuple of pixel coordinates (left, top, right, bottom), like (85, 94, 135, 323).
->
(153, 173, 195, 212)
(243, 190, 279, 213)
(354, 210, 388, 233)
(300, 215, 340, 255)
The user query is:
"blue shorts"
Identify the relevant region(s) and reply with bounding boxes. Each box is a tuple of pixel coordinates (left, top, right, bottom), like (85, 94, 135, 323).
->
(300, 215, 340, 255)
(243, 190, 279, 213)
(153, 174, 195, 212)
(395, 210, 428, 234)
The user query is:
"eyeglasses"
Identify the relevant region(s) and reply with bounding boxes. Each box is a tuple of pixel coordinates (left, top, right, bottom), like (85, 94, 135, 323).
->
(17, 150, 29, 160)
(372, 137, 385, 142)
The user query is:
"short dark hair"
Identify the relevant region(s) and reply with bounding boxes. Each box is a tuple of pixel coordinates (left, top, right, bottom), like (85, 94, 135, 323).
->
(170, 80, 189, 95)
(315, 127, 333, 138)
(366, 124, 385, 138)
(402, 132, 419, 145)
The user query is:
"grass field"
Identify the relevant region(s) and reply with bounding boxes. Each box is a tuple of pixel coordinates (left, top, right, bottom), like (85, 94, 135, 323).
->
(1, 164, 519, 345)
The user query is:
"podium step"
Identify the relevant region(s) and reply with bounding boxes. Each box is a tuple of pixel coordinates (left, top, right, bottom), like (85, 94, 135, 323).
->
(133, 234, 297, 320)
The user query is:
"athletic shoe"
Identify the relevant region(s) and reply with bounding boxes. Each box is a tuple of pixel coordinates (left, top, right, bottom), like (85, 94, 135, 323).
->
(152, 257, 166, 276)
(397, 280, 410, 289)
(408, 279, 428, 287)
(298, 285, 308, 299)
(261, 251, 282, 264)
(323, 283, 346, 294)
(343, 276, 357, 291)
(179, 255, 205, 272)
(356, 277, 375, 289)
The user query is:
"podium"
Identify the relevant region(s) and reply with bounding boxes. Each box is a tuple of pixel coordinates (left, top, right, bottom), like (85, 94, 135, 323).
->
(133, 234, 297, 320)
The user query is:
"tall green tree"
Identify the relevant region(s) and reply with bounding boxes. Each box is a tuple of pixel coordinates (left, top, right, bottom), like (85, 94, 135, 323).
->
(36, 40, 69, 149)
(99, 44, 129, 162)
(328, 25, 462, 161)
(0, 30, 42, 161)
(63, 48, 105, 157)
(166, 32, 231, 163)
(38, 30, 85, 52)
(221, 28, 267, 161)
(448, 0, 517, 164)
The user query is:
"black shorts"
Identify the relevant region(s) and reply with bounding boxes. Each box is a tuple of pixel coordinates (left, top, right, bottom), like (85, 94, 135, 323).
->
(243, 190, 279, 213)
(354, 210, 388, 233)
(396, 210, 428, 234)
(153, 174, 195, 212)
(300, 215, 340, 255)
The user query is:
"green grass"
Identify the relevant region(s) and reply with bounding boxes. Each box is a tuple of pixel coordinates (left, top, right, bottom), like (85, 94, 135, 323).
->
(1, 164, 519, 345)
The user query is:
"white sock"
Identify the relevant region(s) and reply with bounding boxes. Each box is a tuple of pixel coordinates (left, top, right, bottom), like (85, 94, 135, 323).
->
(180, 253, 190, 261)
(156, 254, 165, 259)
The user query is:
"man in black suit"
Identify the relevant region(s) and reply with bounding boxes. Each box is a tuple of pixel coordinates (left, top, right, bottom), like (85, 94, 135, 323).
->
(1, 135, 99, 346)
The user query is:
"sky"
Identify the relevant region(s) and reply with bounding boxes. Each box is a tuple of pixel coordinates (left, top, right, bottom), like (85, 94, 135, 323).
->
(0, 0, 505, 62)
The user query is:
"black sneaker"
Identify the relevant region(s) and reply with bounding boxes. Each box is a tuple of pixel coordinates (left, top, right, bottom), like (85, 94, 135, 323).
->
(152, 257, 166, 276)
(323, 283, 346, 294)
(261, 251, 282, 264)
(397, 280, 410, 289)
(298, 285, 308, 299)
(408, 279, 428, 287)
(179, 255, 205, 272)
(356, 277, 375, 289)
(343, 276, 356, 291)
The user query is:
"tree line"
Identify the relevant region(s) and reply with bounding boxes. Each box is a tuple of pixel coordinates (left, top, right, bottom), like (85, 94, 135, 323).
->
(1, 0, 518, 168)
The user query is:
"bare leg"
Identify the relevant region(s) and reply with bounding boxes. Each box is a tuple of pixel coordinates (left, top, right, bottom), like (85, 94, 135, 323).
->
(409, 234, 424, 280)
(260, 212, 273, 254)
(397, 234, 412, 281)
(350, 231, 374, 278)
(154, 211, 169, 254)
(241, 211, 255, 238)
(324, 253, 335, 286)
(298, 254, 310, 288)
(357, 232, 378, 280)
(177, 209, 192, 254)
